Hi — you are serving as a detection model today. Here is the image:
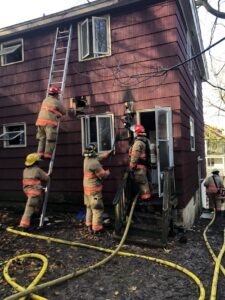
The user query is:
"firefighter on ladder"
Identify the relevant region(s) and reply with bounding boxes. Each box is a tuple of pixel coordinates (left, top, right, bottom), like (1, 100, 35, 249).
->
(129, 124, 152, 203)
(83, 144, 112, 234)
(36, 86, 66, 160)
(19, 153, 49, 230)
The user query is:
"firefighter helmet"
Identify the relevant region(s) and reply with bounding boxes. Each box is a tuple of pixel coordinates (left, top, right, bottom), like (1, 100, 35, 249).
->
(212, 168, 220, 174)
(84, 143, 97, 157)
(48, 86, 60, 95)
(25, 153, 40, 166)
(134, 124, 146, 134)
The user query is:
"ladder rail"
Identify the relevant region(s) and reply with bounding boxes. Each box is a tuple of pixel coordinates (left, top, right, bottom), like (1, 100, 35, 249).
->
(39, 25, 72, 227)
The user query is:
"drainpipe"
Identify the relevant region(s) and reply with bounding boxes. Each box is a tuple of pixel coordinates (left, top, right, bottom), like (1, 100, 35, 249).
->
(197, 156, 204, 211)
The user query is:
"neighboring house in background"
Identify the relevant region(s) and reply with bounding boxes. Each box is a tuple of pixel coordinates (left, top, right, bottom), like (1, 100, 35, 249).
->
(0, 0, 208, 227)
(205, 124, 225, 181)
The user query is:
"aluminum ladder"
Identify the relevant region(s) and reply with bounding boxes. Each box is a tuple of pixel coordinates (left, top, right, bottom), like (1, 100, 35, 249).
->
(39, 25, 72, 227)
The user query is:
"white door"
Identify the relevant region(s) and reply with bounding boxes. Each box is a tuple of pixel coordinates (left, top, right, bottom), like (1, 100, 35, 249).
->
(155, 106, 174, 196)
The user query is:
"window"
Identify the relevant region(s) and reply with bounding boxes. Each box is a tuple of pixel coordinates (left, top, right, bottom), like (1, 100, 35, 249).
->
(186, 32, 193, 75)
(78, 15, 111, 61)
(0, 39, 24, 66)
(1, 123, 26, 148)
(194, 79, 198, 110)
(81, 114, 114, 153)
(189, 116, 195, 151)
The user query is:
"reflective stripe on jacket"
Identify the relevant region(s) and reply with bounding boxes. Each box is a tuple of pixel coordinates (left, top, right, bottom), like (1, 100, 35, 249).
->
(204, 175, 224, 194)
(129, 137, 148, 169)
(83, 157, 109, 196)
(35, 95, 66, 127)
(23, 166, 49, 197)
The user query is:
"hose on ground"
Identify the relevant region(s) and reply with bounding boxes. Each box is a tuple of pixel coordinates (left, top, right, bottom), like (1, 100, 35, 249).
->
(3, 195, 205, 300)
(202, 210, 225, 300)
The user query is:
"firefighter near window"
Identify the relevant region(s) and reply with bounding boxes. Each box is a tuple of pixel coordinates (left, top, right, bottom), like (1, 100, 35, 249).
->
(129, 125, 152, 203)
(36, 86, 66, 160)
(19, 153, 49, 230)
(83, 144, 112, 234)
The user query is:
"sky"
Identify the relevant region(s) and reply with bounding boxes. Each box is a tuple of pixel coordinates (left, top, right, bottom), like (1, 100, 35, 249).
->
(0, 0, 224, 131)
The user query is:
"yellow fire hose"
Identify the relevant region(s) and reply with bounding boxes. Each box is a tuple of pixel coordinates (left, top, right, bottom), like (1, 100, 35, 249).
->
(3, 253, 48, 300)
(203, 210, 225, 300)
(3, 195, 206, 300)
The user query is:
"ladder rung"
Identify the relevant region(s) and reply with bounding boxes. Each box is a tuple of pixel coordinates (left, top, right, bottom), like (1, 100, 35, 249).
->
(54, 58, 66, 61)
(59, 30, 69, 34)
(56, 47, 67, 50)
(58, 36, 69, 40)
(50, 82, 62, 84)
(52, 70, 64, 73)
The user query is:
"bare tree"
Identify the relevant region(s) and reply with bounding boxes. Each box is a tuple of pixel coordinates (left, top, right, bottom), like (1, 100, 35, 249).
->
(196, 0, 225, 18)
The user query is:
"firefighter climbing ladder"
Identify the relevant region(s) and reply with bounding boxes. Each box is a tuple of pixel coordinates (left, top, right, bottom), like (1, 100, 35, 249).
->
(39, 25, 72, 227)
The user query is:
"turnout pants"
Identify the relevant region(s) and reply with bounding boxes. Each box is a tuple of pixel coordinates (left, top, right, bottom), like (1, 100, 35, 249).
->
(207, 193, 222, 211)
(20, 195, 42, 227)
(133, 167, 151, 200)
(84, 193, 104, 231)
(36, 125, 57, 158)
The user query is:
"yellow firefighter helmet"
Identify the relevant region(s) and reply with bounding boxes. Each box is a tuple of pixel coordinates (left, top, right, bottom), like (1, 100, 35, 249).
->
(25, 153, 40, 166)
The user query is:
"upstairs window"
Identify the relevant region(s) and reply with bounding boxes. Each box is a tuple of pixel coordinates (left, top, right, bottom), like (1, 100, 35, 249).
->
(0, 39, 24, 66)
(189, 116, 195, 151)
(186, 32, 193, 75)
(1, 123, 26, 148)
(194, 79, 198, 110)
(81, 114, 114, 153)
(78, 15, 111, 61)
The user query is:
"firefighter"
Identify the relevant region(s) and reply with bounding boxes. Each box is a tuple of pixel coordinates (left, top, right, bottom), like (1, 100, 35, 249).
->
(19, 153, 49, 230)
(204, 169, 224, 213)
(36, 86, 66, 160)
(83, 144, 111, 234)
(129, 124, 152, 203)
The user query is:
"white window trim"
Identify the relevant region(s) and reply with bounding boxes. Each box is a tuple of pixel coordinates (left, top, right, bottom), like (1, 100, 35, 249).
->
(0, 38, 24, 66)
(80, 18, 90, 60)
(2, 122, 27, 148)
(189, 116, 195, 151)
(78, 15, 111, 62)
(81, 113, 114, 153)
(187, 32, 193, 75)
(194, 79, 198, 110)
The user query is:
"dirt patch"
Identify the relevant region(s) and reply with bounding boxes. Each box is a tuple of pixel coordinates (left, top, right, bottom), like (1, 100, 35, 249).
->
(0, 209, 225, 300)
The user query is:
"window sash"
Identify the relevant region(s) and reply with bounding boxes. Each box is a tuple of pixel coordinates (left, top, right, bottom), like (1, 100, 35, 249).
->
(80, 18, 90, 60)
(92, 16, 108, 55)
(3, 123, 26, 148)
(189, 117, 195, 151)
(0, 44, 21, 56)
(82, 114, 114, 153)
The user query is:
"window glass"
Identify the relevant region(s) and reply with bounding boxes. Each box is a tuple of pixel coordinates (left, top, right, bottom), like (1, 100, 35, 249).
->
(82, 114, 114, 152)
(189, 117, 195, 151)
(78, 15, 110, 61)
(89, 117, 97, 143)
(81, 19, 89, 59)
(158, 111, 167, 140)
(3, 123, 26, 148)
(94, 18, 107, 53)
(1, 39, 23, 66)
(98, 117, 112, 151)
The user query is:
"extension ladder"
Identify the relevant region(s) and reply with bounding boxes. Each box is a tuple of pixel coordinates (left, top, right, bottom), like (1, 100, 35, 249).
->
(39, 25, 73, 227)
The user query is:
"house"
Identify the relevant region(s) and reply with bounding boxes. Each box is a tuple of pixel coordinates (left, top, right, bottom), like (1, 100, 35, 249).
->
(0, 0, 208, 227)
(205, 124, 225, 180)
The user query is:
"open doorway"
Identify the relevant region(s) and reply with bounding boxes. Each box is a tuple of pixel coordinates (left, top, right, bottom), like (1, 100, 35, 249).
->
(137, 107, 174, 196)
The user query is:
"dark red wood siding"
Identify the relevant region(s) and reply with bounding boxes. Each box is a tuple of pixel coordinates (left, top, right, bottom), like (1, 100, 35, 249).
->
(0, 0, 205, 209)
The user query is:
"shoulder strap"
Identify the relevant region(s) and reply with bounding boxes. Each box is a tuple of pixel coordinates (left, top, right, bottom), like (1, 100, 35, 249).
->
(212, 175, 219, 190)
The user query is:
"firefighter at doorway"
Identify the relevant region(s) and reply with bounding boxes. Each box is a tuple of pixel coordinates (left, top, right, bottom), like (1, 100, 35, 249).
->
(36, 86, 66, 159)
(83, 144, 111, 234)
(19, 153, 49, 229)
(204, 168, 224, 212)
(129, 124, 152, 202)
